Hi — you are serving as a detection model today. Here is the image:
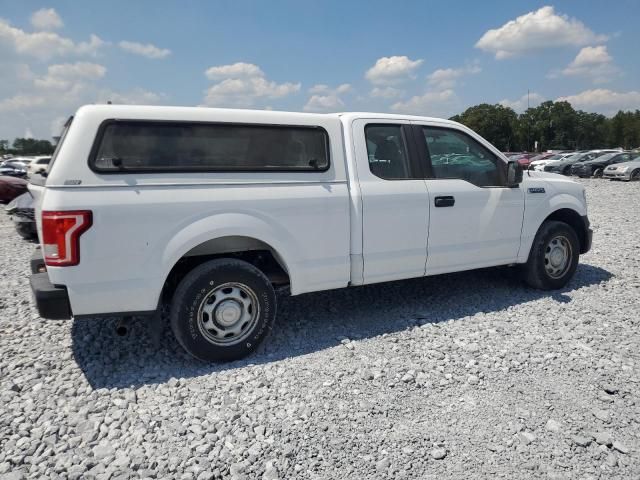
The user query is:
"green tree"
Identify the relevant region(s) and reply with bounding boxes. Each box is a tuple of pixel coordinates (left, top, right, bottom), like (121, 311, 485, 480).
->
(11, 138, 55, 155)
(450, 104, 519, 151)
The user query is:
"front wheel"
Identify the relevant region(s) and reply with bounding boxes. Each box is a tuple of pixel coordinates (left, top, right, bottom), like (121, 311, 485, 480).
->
(631, 169, 640, 181)
(522, 221, 580, 290)
(170, 258, 277, 362)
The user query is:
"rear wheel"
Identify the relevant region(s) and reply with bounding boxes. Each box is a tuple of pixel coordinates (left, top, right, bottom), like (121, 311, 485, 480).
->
(593, 167, 604, 178)
(522, 221, 580, 290)
(170, 258, 276, 362)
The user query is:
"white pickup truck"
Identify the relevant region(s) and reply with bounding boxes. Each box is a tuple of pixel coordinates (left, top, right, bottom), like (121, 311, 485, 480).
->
(29, 105, 592, 361)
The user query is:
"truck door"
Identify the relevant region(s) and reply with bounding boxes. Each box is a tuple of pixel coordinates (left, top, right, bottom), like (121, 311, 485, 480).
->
(352, 119, 429, 284)
(410, 122, 525, 274)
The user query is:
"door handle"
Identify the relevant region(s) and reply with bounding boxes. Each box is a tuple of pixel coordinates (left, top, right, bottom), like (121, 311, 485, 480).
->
(434, 196, 455, 207)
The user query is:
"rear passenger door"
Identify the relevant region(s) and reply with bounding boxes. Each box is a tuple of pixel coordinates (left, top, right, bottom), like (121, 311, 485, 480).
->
(411, 122, 525, 274)
(352, 119, 429, 284)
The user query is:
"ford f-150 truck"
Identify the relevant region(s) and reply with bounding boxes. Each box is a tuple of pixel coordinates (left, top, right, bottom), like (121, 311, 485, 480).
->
(29, 105, 592, 361)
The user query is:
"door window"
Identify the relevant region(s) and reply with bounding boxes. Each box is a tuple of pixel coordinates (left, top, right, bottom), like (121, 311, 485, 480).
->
(365, 124, 413, 180)
(422, 127, 506, 187)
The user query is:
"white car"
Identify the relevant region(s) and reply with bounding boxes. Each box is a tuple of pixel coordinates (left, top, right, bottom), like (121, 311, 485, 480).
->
(529, 152, 575, 171)
(29, 105, 593, 361)
(27, 156, 51, 177)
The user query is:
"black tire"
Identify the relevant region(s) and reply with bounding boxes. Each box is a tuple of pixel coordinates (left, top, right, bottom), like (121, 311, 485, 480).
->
(170, 258, 276, 362)
(522, 221, 580, 290)
(562, 166, 572, 176)
(631, 169, 640, 181)
(593, 168, 603, 178)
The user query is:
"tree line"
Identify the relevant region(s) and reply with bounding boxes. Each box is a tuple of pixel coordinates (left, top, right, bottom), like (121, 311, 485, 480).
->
(0, 138, 55, 156)
(1, 100, 639, 156)
(450, 101, 640, 152)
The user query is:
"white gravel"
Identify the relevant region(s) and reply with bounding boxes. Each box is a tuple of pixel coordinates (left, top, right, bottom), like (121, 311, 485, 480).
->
(1, 178, 639, 479)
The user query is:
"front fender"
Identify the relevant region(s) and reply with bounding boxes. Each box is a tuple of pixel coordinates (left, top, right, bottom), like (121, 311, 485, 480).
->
(518, 185, 587, 262)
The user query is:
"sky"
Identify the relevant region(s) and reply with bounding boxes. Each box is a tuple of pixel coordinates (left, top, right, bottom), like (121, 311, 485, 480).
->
(1, 1, 639, 140)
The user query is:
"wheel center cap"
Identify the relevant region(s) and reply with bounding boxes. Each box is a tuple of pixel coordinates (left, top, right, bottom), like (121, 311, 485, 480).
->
(550, 248, 564, 267)
(215, 300, 242, 326)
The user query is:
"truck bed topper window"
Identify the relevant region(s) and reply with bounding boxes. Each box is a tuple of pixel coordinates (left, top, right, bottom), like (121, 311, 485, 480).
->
(89, 120, 330, 173)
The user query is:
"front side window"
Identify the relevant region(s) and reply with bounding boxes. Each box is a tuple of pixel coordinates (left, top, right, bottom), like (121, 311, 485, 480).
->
(365, 124, 412, 180)
(91, 121, 329, 172)
(422, 127, 506, 187)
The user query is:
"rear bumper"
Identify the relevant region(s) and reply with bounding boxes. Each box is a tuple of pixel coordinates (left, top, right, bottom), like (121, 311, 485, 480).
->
(29, 249, 72, 320)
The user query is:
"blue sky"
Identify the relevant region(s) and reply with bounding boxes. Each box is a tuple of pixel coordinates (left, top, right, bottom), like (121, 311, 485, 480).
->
(1, 1, 639, 139)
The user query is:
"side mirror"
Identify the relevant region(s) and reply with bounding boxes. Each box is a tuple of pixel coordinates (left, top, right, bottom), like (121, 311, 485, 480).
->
(507, 160, 523, 187)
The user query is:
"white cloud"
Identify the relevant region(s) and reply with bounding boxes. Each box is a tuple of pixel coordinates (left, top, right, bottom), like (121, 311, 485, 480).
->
(96, 88, 164, 105)
(428, 65, 481, 90)
(34, 62, 106, 89)
(559, 45, 618, 83)
(50, 115, 67, 137)
(308, 83, 351, 95)
(391, 89, 457, 117)
(0, 18, 105, 59)
(304, 84, 351, 112)
(205, 62, 264, 80)
(370, 86, 403, 99)
(557, 89, 640, 115)
(118, 40, 171, 59)
(475, 6, 606, 59)
(31, 8, 63, 30)
(499, 92, 545, 112)
(202, 63, 300, 107)
(0, 93, 47, 112)
(365, 56, 423, 85)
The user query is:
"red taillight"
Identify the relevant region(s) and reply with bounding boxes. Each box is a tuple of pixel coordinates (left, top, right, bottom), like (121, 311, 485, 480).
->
(42, 210, 92, 266)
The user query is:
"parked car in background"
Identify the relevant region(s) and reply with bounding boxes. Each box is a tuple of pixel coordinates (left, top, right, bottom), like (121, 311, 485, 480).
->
(5, 192, 36, 240)
(0, 176, 28, 203)
(1, 157, 32, 169)
(0, 163, 27, 178)
(571, 152, 639, 178)
(27, 156, 51, 177)
(603, 157, 640, 181)
(530, 152, 577, 171)
(501, 153, 537, 168)
(544, 150, 620, 175)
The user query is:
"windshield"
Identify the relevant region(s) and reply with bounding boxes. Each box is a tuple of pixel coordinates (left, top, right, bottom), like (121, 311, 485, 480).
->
(564, 153, 585, 161)
(593, 152, 617, 162)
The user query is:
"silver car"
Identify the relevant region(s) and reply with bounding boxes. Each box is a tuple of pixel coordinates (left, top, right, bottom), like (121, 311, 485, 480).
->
(603, 159, 640, 181)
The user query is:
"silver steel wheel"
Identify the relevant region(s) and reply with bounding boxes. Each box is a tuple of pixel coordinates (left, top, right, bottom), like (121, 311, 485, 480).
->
(197, 282, 259, 346)
(544, 235, 572, 279)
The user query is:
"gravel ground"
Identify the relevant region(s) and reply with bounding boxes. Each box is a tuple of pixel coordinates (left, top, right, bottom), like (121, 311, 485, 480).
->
(1, 178, 639, 479)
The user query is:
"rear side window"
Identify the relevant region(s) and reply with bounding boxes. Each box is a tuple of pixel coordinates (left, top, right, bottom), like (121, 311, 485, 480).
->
(90, 121, 329, 172)
(364, 124, 413, 180)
